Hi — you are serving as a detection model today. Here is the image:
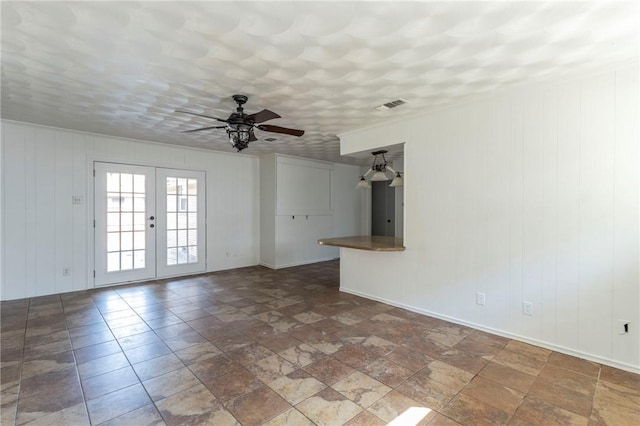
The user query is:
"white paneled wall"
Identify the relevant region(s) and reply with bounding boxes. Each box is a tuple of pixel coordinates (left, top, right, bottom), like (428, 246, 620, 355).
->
(1, 121, 260, 300)
(260, 154, 362, 269)
(339, 62, 639, 372)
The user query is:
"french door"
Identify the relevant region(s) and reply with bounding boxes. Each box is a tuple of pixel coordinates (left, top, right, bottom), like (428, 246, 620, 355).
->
(94, 162, 206, 286)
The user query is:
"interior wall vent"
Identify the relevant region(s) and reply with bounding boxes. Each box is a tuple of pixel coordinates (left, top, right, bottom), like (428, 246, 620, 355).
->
(375, 98, 408, 111)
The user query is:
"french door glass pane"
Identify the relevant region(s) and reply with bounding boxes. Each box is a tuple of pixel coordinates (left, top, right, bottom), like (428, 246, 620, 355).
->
(121, 174, 133, 192)
(121, 213, 133, 231)
(165, 176, 199, 265)
(167, 195, 177, 212)
(167, 213, 177, 230)
(107, 252, 119, 271)
(133, 213, 145, 230)
(133, 250, 145, 268)
(133, 175, 145, 193)
(121, 252, 133, 270)
(188, 179, 197, 194)
(167, 248, 177, 265)
(105, 172, 147, 272)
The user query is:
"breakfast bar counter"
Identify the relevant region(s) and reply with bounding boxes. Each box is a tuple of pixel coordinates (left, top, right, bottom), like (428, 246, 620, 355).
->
(318, 235, 405, 252)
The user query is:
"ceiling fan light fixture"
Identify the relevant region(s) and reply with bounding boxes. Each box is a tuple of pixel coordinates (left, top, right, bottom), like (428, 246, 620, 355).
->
(178, 95, 304, 152)
(227, 122, 253, 151)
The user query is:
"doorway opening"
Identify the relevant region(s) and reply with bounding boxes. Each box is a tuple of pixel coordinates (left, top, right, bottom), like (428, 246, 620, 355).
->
(371, 180, 396, 237)
(93, 162, 206, 287)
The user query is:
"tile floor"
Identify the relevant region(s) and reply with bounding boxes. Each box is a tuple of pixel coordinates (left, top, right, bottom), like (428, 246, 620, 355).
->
(1, 261, 639, 425)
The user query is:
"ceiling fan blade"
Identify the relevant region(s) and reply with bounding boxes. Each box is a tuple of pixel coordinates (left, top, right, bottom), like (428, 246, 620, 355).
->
(182, 125, 227, 133)
(176, 110, 228, 123)
(246, 109, 281, 123)
(257, 124, 305, 137)
(249, 130, 258, 142)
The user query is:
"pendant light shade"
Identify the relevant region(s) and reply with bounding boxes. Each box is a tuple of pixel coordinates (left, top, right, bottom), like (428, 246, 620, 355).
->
(389, 172, 403, 187)
(356, 176, 371, 189)
(371, 171, 389, 181)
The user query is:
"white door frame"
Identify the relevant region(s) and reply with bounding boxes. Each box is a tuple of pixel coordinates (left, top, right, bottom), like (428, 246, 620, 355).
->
(90, 159, 207, 288)
(155, 168, 207, 278)
(94, 162, 157, 286)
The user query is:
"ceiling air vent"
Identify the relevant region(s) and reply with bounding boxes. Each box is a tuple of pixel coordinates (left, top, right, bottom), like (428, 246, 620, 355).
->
(375, 98, 408, 111)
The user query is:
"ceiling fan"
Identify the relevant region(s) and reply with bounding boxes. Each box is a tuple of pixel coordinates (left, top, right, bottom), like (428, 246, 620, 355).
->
(177, 95, 305, 152)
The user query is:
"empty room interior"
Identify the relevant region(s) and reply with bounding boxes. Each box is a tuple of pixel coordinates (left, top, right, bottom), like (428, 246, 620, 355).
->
(1, 1, 639, 425)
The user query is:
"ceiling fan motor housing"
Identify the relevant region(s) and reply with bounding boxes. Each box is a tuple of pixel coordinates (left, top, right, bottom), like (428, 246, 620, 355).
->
(232, 94, 248, 106)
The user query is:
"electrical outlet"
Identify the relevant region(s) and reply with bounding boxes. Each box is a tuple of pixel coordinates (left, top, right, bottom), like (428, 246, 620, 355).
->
(476, 292, 486, 306)
(618, 319, 630, 335)
(62, 267, 71, 277)
(72, 195, 83, 205)
(523, 301, 533, 316)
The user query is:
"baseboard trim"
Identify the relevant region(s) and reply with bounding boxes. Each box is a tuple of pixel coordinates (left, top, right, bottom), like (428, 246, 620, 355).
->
(261, 257, 337, 270)
(340, 287, 640, 374)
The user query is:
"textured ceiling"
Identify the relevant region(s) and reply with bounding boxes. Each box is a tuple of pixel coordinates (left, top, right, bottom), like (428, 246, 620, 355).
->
(1, 1, 637, 165)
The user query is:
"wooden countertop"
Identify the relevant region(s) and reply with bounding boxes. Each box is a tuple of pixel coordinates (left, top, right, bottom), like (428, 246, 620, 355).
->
(318, 235, 405, 251)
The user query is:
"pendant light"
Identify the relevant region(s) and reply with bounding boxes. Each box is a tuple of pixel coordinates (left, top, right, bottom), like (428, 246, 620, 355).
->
(356, 150, 403, 188)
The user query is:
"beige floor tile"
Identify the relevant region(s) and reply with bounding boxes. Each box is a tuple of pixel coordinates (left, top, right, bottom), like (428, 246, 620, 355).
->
(460, 375, 525, 414)
(77, 352, 129, 380)
(205, 367, 263, 403)
(529, 377, 594, 418)
(593, 378, 640, 410)
(225, 385, 291, 426)
(18, 402, 89, 426)
(279, 343, 325, 367)
(98, 404, 166, 426)
(546, 352, 600, 378)
(82, 366, 140, 400)
(362, 357, 413, 387)
(156, 384, 237, 426)
(296, 388, 362, 426)
(262, 408, 315, 426)
(369, 390, 437, 424)
(246, 354, 297, 383)
(332, 371, 392, 409)
(143, 367, 201, 401)
(303, 356, 356, 386)
(510, 396, 589, 425)
(441, 394, 511, 426)
(384, 346, 433, 372)
(538, 363, 598, 397)
(413, 360, 474, 392)
(344, 410, 386, 426)
(268, 369, 327, 405)
(478, 361, 537, 394)
(590, 396, 640, 426)
(86, 383, 151, 425)
(173, 341, 222, 365)
(395, 376, 458, 410)
(132, 353, 185, 381)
